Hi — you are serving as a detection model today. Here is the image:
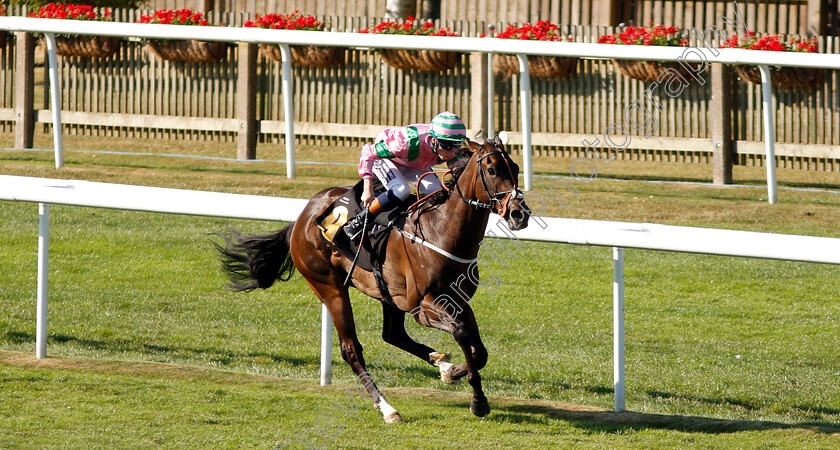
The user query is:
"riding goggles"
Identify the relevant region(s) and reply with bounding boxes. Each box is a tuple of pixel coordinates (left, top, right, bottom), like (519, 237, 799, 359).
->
(437, 139, 464, 151)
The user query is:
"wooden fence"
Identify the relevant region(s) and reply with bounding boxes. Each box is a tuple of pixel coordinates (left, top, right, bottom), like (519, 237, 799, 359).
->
(0, 31, 14, 135)
(1, 10, 839, 173)
(148, 0, 836, 35)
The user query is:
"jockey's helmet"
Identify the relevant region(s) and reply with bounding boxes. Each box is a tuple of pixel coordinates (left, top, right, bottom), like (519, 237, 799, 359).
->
(429, 111, 467, 143)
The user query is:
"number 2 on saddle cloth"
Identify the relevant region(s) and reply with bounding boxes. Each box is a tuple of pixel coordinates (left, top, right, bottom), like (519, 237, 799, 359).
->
(315, 177, 414, 275)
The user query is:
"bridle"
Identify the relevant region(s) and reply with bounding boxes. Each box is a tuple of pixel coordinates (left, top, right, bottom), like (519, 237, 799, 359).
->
(455, 144, 524, 218)
(398, 142, 525, 264)
(404, 142, 524, 218)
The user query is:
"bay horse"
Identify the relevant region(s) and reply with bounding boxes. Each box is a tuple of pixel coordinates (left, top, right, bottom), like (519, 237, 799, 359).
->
(215, 136, 530, 423)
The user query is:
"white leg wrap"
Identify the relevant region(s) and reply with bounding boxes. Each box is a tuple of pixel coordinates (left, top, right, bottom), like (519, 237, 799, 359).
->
(375, 396, 403, 423)
(430, 352, 460, 384)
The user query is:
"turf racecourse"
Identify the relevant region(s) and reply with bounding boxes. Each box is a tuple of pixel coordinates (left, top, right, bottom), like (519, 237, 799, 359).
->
(2, 136, 840, 448)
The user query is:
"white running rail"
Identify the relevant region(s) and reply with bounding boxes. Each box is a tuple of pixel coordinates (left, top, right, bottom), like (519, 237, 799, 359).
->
(3, 16, 840, 201)
(3, 174, 840, 411)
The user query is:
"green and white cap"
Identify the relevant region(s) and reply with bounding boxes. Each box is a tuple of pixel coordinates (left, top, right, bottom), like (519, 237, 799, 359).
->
(429, 111, 467, 142)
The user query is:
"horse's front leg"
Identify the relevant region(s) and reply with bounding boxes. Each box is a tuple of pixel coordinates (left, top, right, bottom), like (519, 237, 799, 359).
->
(417, 295, 490, 417)
(451, 309, 489, 417)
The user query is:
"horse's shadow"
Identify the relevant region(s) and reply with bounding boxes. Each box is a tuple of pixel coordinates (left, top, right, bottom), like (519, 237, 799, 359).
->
(466, 400, 840, 435)
(3, 331, 317, 367)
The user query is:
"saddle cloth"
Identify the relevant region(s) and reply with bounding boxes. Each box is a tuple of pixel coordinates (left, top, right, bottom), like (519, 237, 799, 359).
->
(315, 179, 410, 273)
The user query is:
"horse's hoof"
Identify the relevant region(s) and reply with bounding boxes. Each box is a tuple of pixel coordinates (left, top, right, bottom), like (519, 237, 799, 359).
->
(470, 398, 490, 417)
(383, 412, 404, 423)
(431, 352, 462, 384)
(440, 367, 462, 385)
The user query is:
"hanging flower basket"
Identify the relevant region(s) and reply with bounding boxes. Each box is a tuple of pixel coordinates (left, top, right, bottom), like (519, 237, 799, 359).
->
(612, 59, 698, 83)
(732, 65, 824, 89)
(246, 12, 345, 67)
(378, 48, 459, 72)
(720, 32, 824, 89)
(599, 23, 691, 82)
(50, 35, 121, 58)
(259, 43, 345, 68)
(360, 17, 460, 72)
(146, 40, 227, 63)
(489, 20, 578, 78)
(29, 3, 119, 58)
(137, 10, 227, 63)
(494, 54, 578, 78)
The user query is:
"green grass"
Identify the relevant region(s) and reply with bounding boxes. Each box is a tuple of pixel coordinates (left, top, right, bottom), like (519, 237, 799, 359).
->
(2, 132, 840, 448)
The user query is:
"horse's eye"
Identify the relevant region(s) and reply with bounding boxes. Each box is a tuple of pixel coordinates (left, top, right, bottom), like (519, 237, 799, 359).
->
(488, 168, 496, 176)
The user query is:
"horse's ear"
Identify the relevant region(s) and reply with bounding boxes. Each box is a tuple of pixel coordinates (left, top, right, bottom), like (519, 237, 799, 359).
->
(473, 130, 488, 145)
(465, 140, 481, 153)
(493, 134, 504, 148)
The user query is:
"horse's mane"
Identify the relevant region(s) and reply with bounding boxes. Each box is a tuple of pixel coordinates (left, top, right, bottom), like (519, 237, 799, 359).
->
(426, 160, 467, 206)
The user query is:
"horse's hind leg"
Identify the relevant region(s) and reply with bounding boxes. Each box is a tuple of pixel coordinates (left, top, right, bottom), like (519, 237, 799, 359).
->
(381, 303, 460, 384)
(307, 278, 403, 423)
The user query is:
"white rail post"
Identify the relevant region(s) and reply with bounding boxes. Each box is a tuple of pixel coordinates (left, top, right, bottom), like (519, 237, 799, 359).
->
(515, 54, 533, 191)
(320, 304, 333, 386)
(36, 203, 50, 359)
(43, 33, 64, 169)
(278, 44, 296, 179)
(486, 25, 495, 140)
(758, 65, 777, 204)
(487, 51, 494, 139)
(613, 247, 626, 412)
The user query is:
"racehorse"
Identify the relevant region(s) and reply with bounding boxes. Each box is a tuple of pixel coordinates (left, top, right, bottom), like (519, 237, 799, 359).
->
(214, 136, 531, 423)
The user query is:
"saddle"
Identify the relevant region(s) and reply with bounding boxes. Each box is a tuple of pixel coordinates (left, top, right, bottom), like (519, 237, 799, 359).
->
(315, 180, 413, 302)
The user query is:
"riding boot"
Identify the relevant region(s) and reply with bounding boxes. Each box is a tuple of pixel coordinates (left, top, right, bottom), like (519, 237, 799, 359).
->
(343, 206, 372, 240)
(344, 189, 397, 240)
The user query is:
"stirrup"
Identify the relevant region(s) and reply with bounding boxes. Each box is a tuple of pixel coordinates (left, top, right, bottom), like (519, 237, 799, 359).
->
(343, 209, 369, 240)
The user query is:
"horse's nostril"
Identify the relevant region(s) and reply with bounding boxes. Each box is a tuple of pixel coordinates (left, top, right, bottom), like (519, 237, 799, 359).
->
(511, 210, 524, 221)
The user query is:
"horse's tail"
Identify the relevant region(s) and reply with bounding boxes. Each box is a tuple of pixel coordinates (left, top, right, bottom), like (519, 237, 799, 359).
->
(213, 224, 297, 292)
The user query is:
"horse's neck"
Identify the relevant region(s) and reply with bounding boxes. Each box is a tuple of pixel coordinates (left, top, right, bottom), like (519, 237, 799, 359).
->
(417, 162, 490, 261)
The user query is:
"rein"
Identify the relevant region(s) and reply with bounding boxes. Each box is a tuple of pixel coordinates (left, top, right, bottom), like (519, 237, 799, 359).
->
(406, 147, 523, 217)
(405, 169, 452, 215)
(392, 145, 521, 264)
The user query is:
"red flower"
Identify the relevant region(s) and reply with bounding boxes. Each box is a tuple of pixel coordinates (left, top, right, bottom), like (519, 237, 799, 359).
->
(360, 17, 457, 37)
(599, 23, 687, 47)
(494, 20, 570, 42)
(136, 9, 213, 26)
(719, 32, 818, 53)
(28, 3, 111, 21)
(244, 11, 325, 31)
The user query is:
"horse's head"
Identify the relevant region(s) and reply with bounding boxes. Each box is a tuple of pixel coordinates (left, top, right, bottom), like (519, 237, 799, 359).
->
(461, 135, 530, 231)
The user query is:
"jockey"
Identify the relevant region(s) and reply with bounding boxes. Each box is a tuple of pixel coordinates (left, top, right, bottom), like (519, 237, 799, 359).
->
(344, 111, 469, 240)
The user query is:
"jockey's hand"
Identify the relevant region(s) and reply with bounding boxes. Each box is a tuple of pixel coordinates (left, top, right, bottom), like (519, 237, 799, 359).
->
(361, 178, 375, 206)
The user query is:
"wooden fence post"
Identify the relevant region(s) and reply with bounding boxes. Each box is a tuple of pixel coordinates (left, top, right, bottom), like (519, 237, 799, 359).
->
(236, 43, 258, 160)
(807, 0, 825, 36)
(469, 52, 488, 140)
(596, 0, 620, 27)
(710, 63, 733, 185)
(14, 32, 35, 150)
(196, 0, 215, 12)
